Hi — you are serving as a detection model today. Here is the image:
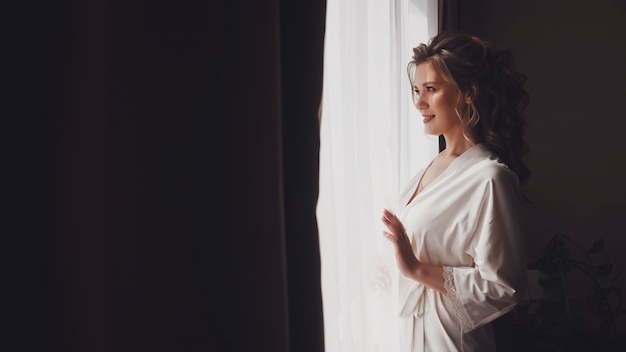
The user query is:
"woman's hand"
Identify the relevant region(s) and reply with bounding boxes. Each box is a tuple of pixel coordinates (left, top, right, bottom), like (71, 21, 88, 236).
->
(381, 208, 420, 280)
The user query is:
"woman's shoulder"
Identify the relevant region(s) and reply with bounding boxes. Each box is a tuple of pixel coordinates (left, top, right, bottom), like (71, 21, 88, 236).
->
(467, 145, 519, 186)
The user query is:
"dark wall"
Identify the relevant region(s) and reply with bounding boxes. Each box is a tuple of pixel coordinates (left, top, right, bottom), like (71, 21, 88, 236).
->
(459, 0, 626, 335)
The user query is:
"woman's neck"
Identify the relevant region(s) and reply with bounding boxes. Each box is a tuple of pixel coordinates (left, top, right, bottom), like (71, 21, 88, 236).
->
(441, 133, 476, 157)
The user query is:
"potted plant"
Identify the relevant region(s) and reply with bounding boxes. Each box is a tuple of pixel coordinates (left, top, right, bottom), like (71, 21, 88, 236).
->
(495, 233, 626, 351)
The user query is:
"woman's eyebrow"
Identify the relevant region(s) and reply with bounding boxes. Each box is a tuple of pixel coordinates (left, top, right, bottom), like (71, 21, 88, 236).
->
(413, 81, 440, 88)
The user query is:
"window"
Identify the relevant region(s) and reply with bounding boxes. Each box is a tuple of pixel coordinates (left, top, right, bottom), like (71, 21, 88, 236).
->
(317, 0, 439, 350)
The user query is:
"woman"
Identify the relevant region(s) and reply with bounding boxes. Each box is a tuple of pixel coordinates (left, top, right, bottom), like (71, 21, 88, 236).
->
(381, 31, 530, 351)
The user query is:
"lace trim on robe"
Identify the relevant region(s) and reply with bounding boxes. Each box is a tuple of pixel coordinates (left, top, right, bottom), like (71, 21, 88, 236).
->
(443, 266, 475, 333)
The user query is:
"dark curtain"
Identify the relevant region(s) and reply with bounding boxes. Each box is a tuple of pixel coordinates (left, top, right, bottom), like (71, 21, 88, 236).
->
(10, 1, 326, 351)
(439, 0, 460, 32)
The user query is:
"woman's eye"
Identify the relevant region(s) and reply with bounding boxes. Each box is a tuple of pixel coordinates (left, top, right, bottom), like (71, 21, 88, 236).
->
(413, 89, 420, 95)
(426, 86, 435, 91)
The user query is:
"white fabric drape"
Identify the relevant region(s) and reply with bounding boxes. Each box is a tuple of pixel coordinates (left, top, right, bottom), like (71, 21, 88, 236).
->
(317, 1, 438, 351)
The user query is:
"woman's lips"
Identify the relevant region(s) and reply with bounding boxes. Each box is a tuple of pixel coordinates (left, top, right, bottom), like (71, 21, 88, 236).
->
(423, 115, 434, 123)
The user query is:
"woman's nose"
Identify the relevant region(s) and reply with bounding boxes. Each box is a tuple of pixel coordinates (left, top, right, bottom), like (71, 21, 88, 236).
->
(415, 95, 427, 109)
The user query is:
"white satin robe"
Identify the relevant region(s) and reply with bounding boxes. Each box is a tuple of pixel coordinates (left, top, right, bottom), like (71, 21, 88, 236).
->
(395, 144, 526, 352)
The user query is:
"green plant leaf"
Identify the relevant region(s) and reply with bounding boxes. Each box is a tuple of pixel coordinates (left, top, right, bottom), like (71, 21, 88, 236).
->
(528, 257, 545, 270)
(588, 239, 605, 253)
(597, 276, 614, 289)
(538, 276, 561, 288)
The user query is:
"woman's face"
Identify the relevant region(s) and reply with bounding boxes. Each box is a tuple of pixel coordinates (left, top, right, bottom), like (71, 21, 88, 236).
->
(412, 61, 466, 138)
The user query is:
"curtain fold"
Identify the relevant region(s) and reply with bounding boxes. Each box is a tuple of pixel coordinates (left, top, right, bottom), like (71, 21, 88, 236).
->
(318, 1, 438, 351)
(12, 1, 326, 351)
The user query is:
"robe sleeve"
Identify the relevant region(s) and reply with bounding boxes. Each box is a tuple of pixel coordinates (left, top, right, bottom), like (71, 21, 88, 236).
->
(443, 167, 527, 333)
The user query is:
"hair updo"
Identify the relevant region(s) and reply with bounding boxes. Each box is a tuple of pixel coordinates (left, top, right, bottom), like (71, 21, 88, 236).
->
(408, 31, 531, 185)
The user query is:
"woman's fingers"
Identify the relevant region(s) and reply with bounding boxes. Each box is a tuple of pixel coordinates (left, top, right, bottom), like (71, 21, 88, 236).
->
(382, 208, 397, 223)
(381, 210, 420, 279)
(381, 210, 405, 240)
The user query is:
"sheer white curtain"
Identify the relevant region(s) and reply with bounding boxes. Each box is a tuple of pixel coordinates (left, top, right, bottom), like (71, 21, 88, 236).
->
(317, 0, 438, 351)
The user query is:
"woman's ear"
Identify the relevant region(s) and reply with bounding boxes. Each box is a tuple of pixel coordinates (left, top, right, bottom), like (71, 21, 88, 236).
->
(465, 84, 478, 104)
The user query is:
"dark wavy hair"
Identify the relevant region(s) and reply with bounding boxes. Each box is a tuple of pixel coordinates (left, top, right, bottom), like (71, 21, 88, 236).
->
(408, 31, 531, 185)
